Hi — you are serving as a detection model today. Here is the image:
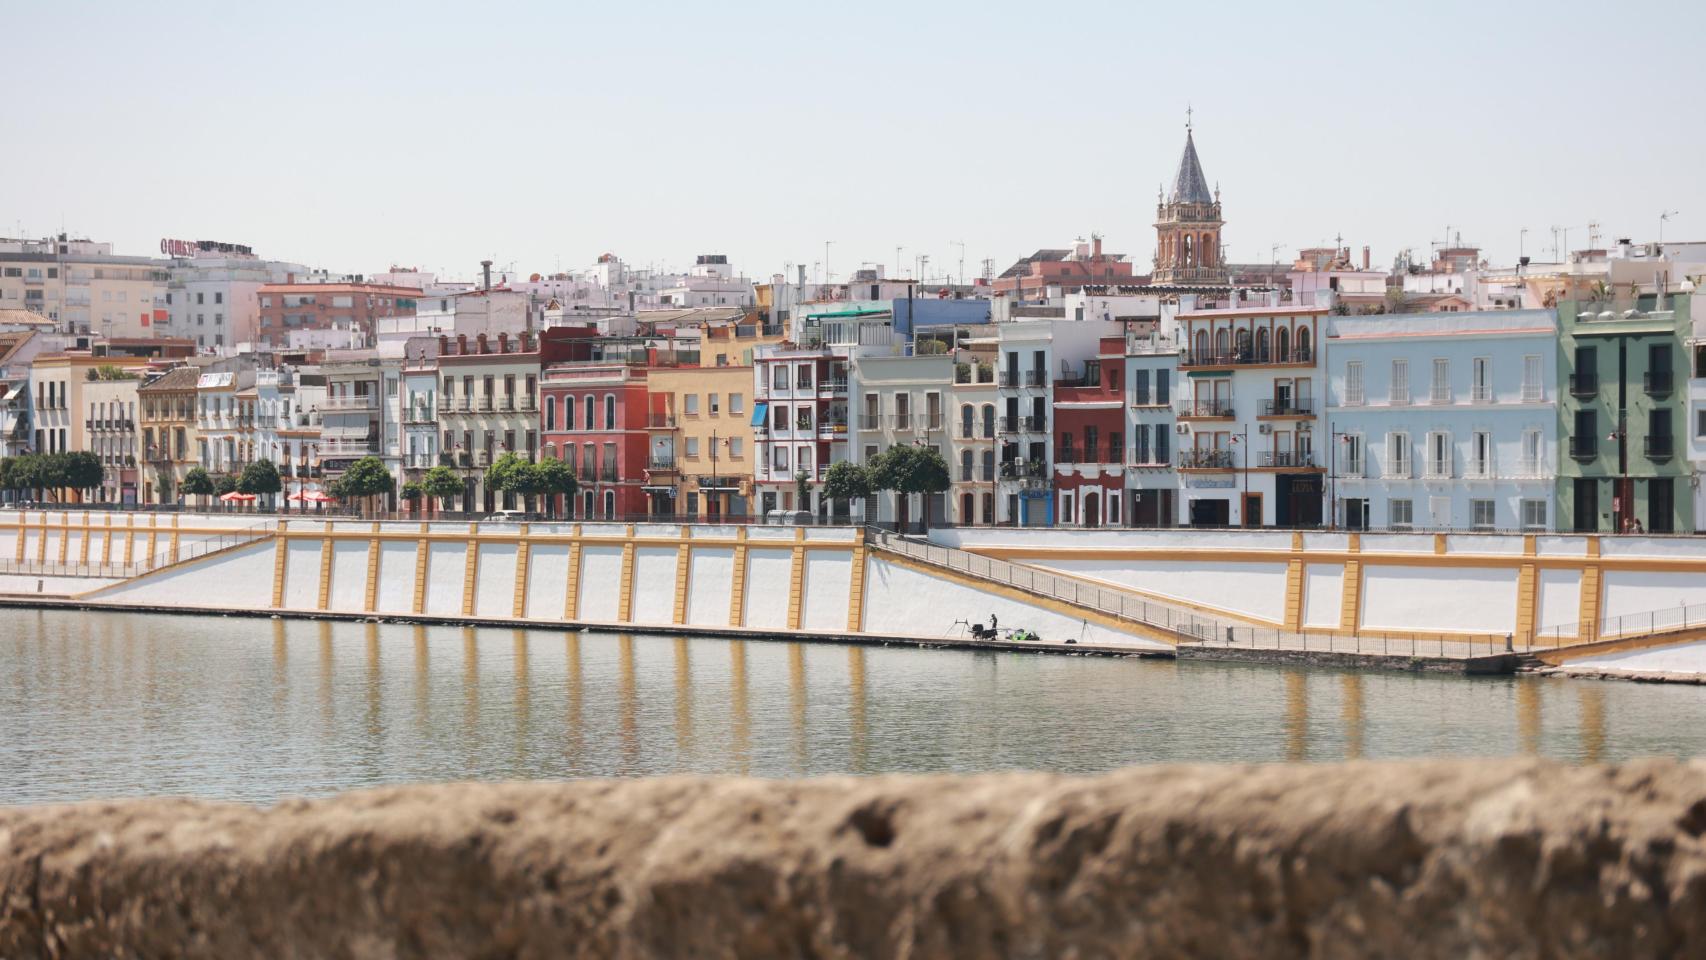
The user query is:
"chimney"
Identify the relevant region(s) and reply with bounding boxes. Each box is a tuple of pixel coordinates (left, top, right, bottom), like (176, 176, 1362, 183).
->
(497, 331, 509, 353)
(456, 333, 468, 355)
(519, 331, 532, 352)
(481, 260, 493, 291)
(476, 332, 489, 354)
(438, 334, 448, 354)
(1362, 246, 1370, 271)
(1092, 235, 1103, 259)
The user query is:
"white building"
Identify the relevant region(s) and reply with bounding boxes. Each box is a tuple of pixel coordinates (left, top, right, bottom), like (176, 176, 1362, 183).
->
(1124, 326, 1181, 526)
(1323, 309, 1558, 531)
(0, 236, 168, 336)
(163, 246, 307, 353)
(994, 315, 1119, 526)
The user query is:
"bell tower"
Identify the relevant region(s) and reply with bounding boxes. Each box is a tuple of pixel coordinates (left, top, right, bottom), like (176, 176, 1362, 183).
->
(1153, 111, 1226, 285)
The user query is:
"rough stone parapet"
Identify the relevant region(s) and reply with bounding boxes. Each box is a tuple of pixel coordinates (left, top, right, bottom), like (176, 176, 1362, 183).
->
(4, 760, 1706, 957)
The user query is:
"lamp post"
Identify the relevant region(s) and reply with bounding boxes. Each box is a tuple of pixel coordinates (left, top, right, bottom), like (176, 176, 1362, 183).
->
(1230, 425, 1249, 527)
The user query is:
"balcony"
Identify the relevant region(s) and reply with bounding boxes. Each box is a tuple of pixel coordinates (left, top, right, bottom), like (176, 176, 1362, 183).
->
(998, 460, 1048, 485)
(404, 405, 435, 424)
(921, 413, 944, 432)
(477, 398, 494, 412)
(648, 456, 677, 472)
(998, 370, 1020, 387)
(648, 414, 677, 428)
(518, 396, 536, 412)
(1423, 458, 1453, 480)
(818, 378, 848, 396)
(321, 438, 380, 456)
(1569, 437, 1597, 462)
(1181, 346, 1314, 369)
(1057, 446, 1124, 466)
(1568, 374, 1598, 398)
(322, 395, 378, 411)
(499, 396, 516, 412)
(858, 414, 882, 431)
(600, 466, 618, 482)
(1179, 449, 1235, 469)
(1024, 369, 1047, 387)
(1645, 434, 1674, 460)
(1645, 371, 1674, 397)
(818, 417, 847, 438)
(1260, 399, 1313, 417)
(1261, 451, 1317, 469)
(1179, 400, 1233, 419)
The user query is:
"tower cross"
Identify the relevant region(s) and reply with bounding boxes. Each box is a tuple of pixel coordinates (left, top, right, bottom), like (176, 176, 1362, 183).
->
(1186, 104, 1193, 130)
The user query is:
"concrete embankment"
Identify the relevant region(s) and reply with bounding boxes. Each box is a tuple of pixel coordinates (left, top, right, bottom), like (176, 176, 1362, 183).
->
(6, 760, 1706, 958)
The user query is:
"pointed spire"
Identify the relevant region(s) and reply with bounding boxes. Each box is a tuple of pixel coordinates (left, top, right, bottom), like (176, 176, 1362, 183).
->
(1167, 124, 1213, 207)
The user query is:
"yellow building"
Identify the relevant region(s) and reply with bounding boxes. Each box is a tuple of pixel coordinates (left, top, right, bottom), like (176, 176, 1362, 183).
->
(643, 364, 755, 520)
(138, 366, 201, 505)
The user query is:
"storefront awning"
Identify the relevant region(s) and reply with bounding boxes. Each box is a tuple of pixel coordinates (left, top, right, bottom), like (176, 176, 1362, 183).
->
(750, 401, 769, 427)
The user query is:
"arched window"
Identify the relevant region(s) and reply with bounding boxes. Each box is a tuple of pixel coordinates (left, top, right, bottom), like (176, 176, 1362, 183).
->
(563, 395, 576, 431)
(981, 404, 995, 439)
(1214, 328, 1230, 359)
(603, 490, 615, 519)
(1276, 327, 1291, 363)
(1200, 233, 1214, 267)
(1235, 328, 1252, 360)
(981, 449, 994, 481)
(1256, 328, 1270, 362)
(1194, 329, 1209, 360)
(960, 449, 973, 481)
(583, 395, 595, 431)
(1296, 326, 1312, 360)
(960, 404, 974, 439)
(544, 396, 556, 431)
(1183, 234, 1195, 268)
(603, 394, 616, 430)
(543, 442, 556, 460)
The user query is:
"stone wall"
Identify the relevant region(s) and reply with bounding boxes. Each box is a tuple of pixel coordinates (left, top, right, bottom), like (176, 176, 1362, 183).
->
(5, 760, 1706, 957)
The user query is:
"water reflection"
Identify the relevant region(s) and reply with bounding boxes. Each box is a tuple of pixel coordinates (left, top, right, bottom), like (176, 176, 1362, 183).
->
(7, 610, 1706, 805)
(1284, 671, 1308, 762)
(1341, 674, 1364, 760)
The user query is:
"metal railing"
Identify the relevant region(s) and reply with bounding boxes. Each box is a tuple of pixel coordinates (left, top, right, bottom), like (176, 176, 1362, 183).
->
(1568, 374, 1598, 397)
(865, 528, 1522, 658)
(1538, 600, 1706, 648)
(1260, 399, 1313, 416)
(1179, 400, 1233, 418)
(1180, 449, 1235, 469)
(0, 516, 277, 580)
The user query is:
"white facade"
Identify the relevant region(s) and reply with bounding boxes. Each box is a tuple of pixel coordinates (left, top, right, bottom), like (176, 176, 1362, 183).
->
(1124, 328, 1181, 526)
(164, 254, 307, 353)
(994, 317, 1118, 526)
(1324, 309, 1559, 531)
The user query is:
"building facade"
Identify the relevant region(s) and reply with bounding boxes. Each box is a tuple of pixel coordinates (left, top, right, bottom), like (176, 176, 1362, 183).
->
(1557, 295, 1692, 533)
(256, 280, 421, 350)
(1324, 310, 1558, 531)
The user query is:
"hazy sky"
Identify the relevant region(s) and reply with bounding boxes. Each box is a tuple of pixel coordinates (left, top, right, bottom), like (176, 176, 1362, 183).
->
(8, 0, 1702, 284)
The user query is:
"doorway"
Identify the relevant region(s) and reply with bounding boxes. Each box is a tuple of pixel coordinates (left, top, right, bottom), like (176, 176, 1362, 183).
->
(1343, 497, 1369, 530)
(1242, 493, 1263, 528)
(1083, 490, 1101, 528)
(1190, 497, 1230, 527)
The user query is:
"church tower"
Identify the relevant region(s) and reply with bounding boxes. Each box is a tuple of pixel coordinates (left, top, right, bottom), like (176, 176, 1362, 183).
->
(1153, 115, 1226, 285)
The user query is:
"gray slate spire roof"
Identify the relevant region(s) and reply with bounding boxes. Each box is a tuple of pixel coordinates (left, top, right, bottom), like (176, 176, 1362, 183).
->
(1168, 129, 1213, 206)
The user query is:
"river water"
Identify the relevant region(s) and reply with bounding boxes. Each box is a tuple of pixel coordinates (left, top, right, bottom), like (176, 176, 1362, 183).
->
(4, 609, 1706, 805)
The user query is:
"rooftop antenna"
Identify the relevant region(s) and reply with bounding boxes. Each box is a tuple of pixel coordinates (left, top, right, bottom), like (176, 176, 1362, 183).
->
(1660, 210, 1679, 245)
(1271, 243, 1281, 265)
(1587, 221, 1601, 249)
(951, 240, 966, 288)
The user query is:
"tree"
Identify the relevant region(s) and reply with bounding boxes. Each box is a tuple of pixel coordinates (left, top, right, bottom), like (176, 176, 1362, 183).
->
(213, 473, 239, 497)
(60, 452, 103, 501)
(531, 457, 578, 518)
(869, 445, 950, 533)
(795, 469, 812, 515)
(85, 364, 138, 382)
(238, 459, 282, 507)
(182, 467, 216, 508)
(420, 465, 465, 515)
(823, 460, 872, 520)
(400, 481, 424, 513)
(484, 452, 530, 511)
(334, 456, 396, 516)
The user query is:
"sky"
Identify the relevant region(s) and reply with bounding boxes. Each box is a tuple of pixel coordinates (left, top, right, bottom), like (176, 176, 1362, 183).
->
(7, 0, 1704, 285)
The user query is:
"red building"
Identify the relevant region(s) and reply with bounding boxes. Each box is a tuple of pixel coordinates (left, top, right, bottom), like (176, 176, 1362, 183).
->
(256, 279, 421, 348)
(539, 341, 658, 519)
(1051, 335, 1128, 527)
(992, 236, 1137, 297)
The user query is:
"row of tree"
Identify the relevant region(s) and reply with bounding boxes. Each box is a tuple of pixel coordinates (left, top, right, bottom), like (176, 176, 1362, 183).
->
(0, 452, 105, 500)
(822, 445, 950, 531)
(400, 453, 581, 516)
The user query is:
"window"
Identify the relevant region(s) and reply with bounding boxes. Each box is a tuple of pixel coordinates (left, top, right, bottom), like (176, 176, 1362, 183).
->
(1132, 369, 1150, 405)
(1344, 361, 1364, 406)
(684, 394, 699, 415)
(1426, 431, 1451, 478)
(1521, 499, 1547, 531)
(1522, 429, 1542, 476)
(1471, 499, 1495, 531)
(1389, 359, 1408, 404)
(709, 393, 720, 415)
(1155, 370, 1170, 405)
(1523, 355, 1543, 402)
(604, 394, 616, 430)
(214, 292, 223, 305)
(685, 437, 700, 457)
(196, 292, 205, 305)
(1431, 358, 1450, 404)
(583, 395, 595, 430)
(1698, 407, 1706, 439)
(730, 393, 744, 415)
(1386, 431, 1410, 478)
(1470, 431, 1491, 477)
(729, 437, 743, 458)
(1389, 498, 1414, 530)
(771, 366, 788, 391)
(1342, 434, 1364, 477)
(544, 397, 556, 430)
(1472, 357, 1491, 402)
(772, 446, 789, 471)
(564, 395, 576, 429)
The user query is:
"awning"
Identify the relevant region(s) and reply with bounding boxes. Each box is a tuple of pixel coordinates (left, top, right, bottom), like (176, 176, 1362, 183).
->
(750, 402, 769, 427)
(219, 491, 256, 503)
